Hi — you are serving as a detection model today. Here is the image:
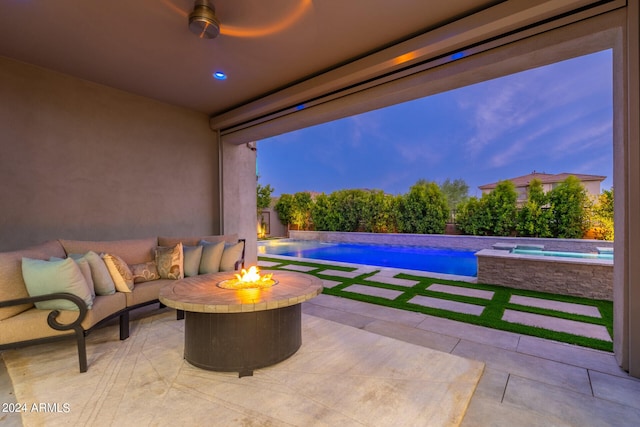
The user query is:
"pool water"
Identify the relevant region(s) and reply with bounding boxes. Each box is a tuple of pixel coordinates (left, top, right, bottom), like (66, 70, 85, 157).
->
(512, 248, 614, 260)
(258, 239, 477, 276)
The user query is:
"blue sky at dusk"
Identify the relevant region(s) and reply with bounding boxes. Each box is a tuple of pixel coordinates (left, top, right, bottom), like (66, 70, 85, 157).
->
(257, 49, 612, 197)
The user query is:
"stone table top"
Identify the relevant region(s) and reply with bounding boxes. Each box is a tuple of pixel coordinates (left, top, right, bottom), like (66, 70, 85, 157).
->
(159, 270, 323, 314)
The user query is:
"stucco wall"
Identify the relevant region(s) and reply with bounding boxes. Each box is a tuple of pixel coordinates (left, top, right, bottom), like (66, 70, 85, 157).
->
(0, 57, 220, 251)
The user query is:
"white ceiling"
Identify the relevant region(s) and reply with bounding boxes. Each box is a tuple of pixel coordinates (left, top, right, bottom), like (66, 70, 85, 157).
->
(0, 0, 500, 116)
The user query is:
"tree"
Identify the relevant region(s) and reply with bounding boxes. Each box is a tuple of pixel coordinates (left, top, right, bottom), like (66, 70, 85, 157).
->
(548, 175, 590, 238)
(440, 178, 469, 213)
(397, 180, 448, 234)
(256, 183, 274, 217)
(310, 193, 334, 231)
(591, 188, 614, 240)
(516, 179, 552, 237)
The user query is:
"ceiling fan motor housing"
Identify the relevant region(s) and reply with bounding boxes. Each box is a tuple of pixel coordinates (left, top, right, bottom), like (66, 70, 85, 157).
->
(189, 0, 220, 39)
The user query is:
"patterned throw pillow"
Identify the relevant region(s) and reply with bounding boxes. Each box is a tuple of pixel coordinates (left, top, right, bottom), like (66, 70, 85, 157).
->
(102, 254, 135, 292)
(130, 261, 161, 283)
(155, 243, 184, 280)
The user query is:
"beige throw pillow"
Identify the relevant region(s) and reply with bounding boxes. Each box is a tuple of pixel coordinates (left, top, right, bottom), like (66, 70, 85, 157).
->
(130, 261, 161, 283)
(103, 254, 135, 292)
(155, 243, 184, 280)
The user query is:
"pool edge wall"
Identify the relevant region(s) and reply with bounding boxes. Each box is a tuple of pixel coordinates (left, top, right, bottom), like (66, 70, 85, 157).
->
(475, 249, 613, 300)
(289, 231, 614, 253)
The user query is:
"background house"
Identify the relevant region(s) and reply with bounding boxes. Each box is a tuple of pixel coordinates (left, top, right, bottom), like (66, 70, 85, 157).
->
(479, 171, 606, 203)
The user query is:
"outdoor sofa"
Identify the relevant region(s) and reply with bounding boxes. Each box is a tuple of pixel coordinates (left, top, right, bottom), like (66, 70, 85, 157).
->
(0, 234, 245, 373)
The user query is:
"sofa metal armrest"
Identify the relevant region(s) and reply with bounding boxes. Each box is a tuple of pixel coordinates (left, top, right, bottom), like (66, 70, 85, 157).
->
(235, 238, 246, 270)
(0, 293, 88, 332)
(0, 293, 89, 372)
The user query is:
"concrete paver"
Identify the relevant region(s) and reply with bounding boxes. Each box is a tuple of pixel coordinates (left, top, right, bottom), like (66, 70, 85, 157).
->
(320, 279, 342, 289)
(280, 264, 317, 272)
(428, 283, 494, 300)
(502, 309, 611, 341)
(510, 295, 602, 317)
(366, 272, 420, 287)
(342, 284, 404, 300)
(409, 295, 485, 316)
(319, 269, 363, 278)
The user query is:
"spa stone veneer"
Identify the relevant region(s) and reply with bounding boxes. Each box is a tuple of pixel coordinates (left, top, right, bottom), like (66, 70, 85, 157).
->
(475, 249, 613, 301)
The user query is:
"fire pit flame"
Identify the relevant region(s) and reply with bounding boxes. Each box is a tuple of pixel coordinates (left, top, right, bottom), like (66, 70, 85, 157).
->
(217, 266, 277, 290)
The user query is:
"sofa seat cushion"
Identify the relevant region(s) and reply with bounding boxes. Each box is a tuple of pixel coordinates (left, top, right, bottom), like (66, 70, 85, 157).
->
(0, 240, 66, 321)
(125, 279, 174, 307)
(0, 293, 126, 345)
(60, 238, 157, 265)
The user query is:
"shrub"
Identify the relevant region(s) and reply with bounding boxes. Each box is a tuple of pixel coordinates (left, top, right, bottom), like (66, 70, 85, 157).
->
(548, 175, 590, 239)
(591, 188, 614, 240)
(396, 180, 448, 234)
(516, 179, 552, 237)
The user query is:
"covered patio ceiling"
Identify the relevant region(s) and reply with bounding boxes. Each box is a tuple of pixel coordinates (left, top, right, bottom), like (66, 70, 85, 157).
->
(0, 0, 610, 125)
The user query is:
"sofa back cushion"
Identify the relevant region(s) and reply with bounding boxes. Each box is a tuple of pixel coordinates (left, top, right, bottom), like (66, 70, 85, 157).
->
(0, 240, 66, 320)
(158, 234, 238, 247)
(60, 238, 157, 265)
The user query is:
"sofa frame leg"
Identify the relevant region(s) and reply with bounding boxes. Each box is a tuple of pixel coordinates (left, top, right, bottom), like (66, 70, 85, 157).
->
(120, 311, 130, 340)
(77, 332, 87, 373)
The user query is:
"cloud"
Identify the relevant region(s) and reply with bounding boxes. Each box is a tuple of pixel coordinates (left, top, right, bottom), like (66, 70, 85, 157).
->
(458, 50, 612, 162)
(346, 113, 385, 147)
(395, 139, 445, 166)
(550, 120, 612, 157)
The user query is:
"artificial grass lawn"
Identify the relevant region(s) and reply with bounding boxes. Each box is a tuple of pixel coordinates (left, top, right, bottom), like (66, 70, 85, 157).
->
(259, 256, 614, 352)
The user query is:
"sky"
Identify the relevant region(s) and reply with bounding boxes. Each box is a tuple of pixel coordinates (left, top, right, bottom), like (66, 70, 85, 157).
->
(257, 49, 613, 198)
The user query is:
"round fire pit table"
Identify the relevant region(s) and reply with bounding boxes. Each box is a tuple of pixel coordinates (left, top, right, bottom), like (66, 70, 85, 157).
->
(159, 270, 322, 377)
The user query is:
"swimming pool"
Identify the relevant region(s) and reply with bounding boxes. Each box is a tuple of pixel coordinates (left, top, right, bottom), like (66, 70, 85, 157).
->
(258, 239, 477, 276)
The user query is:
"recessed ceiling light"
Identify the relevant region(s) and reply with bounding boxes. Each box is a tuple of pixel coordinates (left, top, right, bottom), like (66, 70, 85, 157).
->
(213, 71, 227, 80)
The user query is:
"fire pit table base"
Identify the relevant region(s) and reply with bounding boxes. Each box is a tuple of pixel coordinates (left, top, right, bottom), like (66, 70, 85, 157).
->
(184, 304, 302, 376)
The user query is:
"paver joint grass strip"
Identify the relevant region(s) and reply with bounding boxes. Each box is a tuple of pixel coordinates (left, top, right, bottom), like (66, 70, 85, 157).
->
(258, 256, 613, 352)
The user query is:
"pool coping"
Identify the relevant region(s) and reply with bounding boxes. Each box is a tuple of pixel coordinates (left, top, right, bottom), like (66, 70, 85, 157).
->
(257, 253, 477, 283)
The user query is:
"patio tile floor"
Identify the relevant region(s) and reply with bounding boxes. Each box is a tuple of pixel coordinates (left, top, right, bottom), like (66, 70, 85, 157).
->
(260, 256, 639, 424)
(303, 294, 640, 426)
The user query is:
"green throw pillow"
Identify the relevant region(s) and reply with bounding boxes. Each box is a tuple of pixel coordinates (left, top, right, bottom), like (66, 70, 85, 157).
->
(70, 251, 116, 295)
(199, 240, 224, 274)
(22, 257, 93, 311)
(183, 245, 203, 277)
